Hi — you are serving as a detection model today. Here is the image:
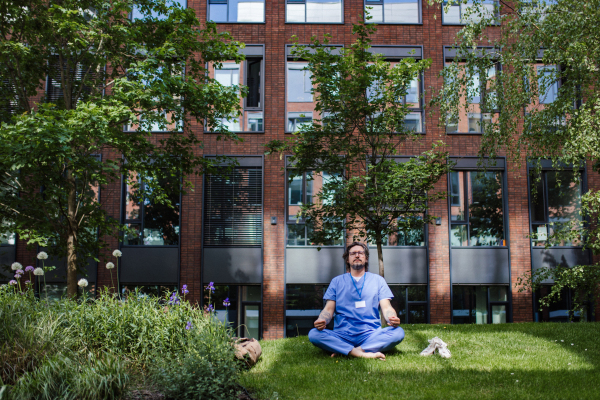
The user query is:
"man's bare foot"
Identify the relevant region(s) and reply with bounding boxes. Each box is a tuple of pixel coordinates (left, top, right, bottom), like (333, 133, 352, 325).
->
(331, 353, 336, 357)
(349, 347, 386, 360)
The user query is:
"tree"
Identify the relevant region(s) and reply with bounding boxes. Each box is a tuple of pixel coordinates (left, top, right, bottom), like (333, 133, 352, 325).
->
(430, 0, 600, 318)
(0, 0, 245, 297)
(266, 21, 450, 279)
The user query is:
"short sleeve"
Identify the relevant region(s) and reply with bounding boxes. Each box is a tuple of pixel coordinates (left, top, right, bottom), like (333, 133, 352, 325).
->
(323, 277, 339, 301)
(378, 276, 394, 303)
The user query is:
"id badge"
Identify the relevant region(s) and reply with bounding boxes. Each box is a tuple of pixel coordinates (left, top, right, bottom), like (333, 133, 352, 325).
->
(355, 301, 366, 308)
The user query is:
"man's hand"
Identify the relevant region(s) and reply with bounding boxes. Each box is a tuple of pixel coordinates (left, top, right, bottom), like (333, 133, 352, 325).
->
(314, 317, 328, 330)
(314, 300, 336, 331)
(379, 299, 400, 327)
(387, 315, 401, 327)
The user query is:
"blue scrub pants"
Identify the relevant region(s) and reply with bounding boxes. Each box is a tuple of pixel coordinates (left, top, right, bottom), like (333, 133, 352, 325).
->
(308, 327, 405, 355)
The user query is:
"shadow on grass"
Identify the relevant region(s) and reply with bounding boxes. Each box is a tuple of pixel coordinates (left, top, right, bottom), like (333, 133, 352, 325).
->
(241, 323, 600, 400)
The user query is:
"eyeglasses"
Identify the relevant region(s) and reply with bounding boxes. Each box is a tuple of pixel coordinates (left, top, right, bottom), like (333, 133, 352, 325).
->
(349, 251, 365, 256)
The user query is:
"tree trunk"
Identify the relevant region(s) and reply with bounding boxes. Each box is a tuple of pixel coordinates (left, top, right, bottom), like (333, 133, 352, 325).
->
(376, 238, 387, 327)
(66, 171, 78, 298)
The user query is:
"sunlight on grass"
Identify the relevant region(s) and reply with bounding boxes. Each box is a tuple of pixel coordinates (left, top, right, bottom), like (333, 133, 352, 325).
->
(240, 323, 600, 400)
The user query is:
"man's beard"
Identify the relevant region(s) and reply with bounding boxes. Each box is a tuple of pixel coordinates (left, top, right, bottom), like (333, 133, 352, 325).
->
(351, 262, 366, 271)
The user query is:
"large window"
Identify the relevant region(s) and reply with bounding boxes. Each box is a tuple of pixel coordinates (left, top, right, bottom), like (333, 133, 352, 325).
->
(452, 285, 509, 324)
(536, 65, 559, 105)
(122, 173, 180, 246)
(388, 285, 428, 323)
(529, 170, 582, 247)
(446, 63, 499, 133)
(286, 61, 315, 133)
(204, 165, 262, 247)
(287, 0, 343, 23)
(208, 58, 263, 133)
(211, 285, 262, 339)
(208, 0, 265, 22)
(442, 0, 497, 25)
(449, 170, 505, 247)
(534, 286, 592, 322)
(286, 284, 331, 337)
(286, 170, 343, 246)
(365, 0, 420, 24)
(375, 216, 425, 246)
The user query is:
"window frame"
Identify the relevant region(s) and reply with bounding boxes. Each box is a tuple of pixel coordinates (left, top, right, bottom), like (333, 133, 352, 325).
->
(120, 171, 182, 248)
(206, 46, 265, 134)
(451, 285, 511, 324)
(444, 47, 501, 135)
(364, 0, 422, 25)
(447, 157, 508, 248)
(441, 0, 499, 26)
(207, 0, 266, 23)
(285, 0, 345, 24)
(527, 161, 585, 249)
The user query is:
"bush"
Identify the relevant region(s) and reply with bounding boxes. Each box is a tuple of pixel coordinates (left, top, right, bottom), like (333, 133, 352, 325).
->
(150, 320, 240, 400)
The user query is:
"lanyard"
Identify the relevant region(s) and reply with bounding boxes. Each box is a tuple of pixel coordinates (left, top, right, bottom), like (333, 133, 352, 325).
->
(350, 273, 366, 300)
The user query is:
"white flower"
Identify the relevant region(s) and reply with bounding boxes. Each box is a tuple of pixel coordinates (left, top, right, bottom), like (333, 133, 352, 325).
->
(106, 262, 115, 270)
(11, 262, 22, 271)
(77, 278, 88, 288)
(112, 250, 122, 257)
(33, 268, 44, 276)
(37, 252, 48, 260)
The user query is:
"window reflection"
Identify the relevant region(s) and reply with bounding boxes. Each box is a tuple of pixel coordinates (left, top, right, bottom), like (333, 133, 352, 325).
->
(453, 285, 508, 324)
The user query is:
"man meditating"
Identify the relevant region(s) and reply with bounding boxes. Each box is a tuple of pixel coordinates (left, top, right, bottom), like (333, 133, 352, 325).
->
(308, 242, 405, 360)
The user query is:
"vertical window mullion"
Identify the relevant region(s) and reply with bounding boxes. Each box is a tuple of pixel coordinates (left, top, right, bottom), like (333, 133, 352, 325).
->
(464, 172, 470, 242)
(543, 171, 549, 224)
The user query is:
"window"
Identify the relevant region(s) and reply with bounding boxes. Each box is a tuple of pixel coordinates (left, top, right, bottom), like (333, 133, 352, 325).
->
(537, 65, 559, 105)
(534, 286, 592, 322)
(131, 0, 186, 20)
(122, 172, 180, 246)
(204, 165, 262, 246)
(208, 0, 265, 22)
(46, 56, 99, 107)
(365, 0, 420, 24)
(286, 170, 343, 246)
(0, 221, 15, 245)
(446, 63, 499, 133)
(378, 216, 425, 246)
(208, 58, 263, 133)
(39, 283, 95, 301)
(442, 0, 497, 25)
(211, 285, 261, 339)
(120, 284, 177, 299)
(452, 285, 509, 324)
(286, 61, 315, 133)
(286, 284, 331, 337)
(388, 285, 428, 323)
(449, 170, 505, 246)
(366, 57, 425, 133)
(529, 169, 582, 247)
(287, 0, 343, 23)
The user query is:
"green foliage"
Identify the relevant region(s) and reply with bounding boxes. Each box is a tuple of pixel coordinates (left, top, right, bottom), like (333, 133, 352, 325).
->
(150, 321, 240, 400)
(0, 285, 241, 398)
(429, 0, 600, 314)
(266, 21, 450, 276)
(0, 0, 245, 296)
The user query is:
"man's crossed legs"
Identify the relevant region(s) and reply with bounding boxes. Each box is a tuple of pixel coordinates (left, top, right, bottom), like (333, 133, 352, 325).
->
(308, 327, 405, 360)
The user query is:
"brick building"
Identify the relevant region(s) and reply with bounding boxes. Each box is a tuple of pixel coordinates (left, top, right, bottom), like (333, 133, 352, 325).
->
(2, 0, 596, 340)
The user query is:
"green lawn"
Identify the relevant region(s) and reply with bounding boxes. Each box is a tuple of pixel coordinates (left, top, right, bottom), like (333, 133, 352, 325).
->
(240, 323, 600, 400)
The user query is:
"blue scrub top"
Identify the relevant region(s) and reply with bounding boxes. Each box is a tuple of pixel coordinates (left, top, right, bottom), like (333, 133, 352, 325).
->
(323, 272, 393, 337)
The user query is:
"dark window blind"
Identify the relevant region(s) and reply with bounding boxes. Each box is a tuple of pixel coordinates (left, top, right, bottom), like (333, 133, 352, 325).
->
(204, 167, 262, 246)
(47, 56, 97, 106)
(0, 79, 18, 122)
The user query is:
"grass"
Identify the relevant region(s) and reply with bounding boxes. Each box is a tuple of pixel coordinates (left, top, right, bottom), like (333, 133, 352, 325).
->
(240, 323, 600, 400)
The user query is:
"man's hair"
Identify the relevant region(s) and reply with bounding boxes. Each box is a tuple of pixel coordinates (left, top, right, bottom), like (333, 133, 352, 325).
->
(342, 242, 369, 272)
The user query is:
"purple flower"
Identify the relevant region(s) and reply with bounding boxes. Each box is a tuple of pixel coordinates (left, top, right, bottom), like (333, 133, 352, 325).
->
(25, 266, 34, 273)
(24, 280, 31, 284)
(185, 321, 193, 330)
(14, 274, 21, 279)
(168, 292, 180, 305)
(206, 304, 214, 312)
(182, 284, 189, 295)
(8, 280, 17, 286)
(223, 297, 230, 307)
(205, 282, 215, 293)
(16, 269, 23, 275)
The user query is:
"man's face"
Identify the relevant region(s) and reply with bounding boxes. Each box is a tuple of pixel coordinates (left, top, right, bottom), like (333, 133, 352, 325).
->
(348, 245, 366, 271)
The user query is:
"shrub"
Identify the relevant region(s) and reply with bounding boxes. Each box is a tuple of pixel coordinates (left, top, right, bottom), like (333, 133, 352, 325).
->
(150, 319, 240, 400)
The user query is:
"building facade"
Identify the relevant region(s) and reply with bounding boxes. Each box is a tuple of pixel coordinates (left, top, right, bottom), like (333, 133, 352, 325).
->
(2, 0, 598, 340)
